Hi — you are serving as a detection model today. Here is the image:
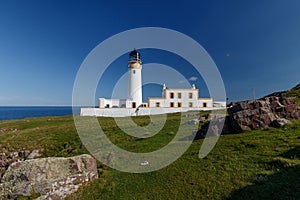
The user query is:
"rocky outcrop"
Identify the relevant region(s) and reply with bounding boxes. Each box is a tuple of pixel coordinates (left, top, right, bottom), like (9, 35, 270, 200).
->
(227, 96, 300, 132)
(195, 96, 300, 138)
(0, 154, 98, 199)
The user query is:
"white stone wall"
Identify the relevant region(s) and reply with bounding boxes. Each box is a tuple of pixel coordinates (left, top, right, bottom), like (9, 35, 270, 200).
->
(213, 101, 227, 107)
(126, 100, 133, 108)
(98, 98, 147, 109)
(81, 107, 225, 117)
(99, 98, 127, 108)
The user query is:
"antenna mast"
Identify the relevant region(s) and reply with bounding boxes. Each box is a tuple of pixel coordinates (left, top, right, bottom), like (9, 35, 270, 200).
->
(252, 88, 256, 101)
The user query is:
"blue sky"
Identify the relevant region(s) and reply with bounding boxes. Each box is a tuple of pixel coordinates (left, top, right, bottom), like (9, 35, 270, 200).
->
(0, 0, 299, 105)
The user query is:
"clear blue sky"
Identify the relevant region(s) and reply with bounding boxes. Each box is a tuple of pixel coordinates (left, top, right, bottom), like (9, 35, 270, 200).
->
(0, 0, 299, 105)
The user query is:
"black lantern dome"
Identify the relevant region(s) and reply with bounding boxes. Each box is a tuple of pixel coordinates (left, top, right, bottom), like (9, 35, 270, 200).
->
(129, 48, 141, 63)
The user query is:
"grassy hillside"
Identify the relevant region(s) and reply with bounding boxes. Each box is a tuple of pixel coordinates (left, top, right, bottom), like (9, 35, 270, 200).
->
(0, 114, 300, 199)
(284, 84, 300, 106)
(284, 84, 300, 97)
(265, 84, 300, 106)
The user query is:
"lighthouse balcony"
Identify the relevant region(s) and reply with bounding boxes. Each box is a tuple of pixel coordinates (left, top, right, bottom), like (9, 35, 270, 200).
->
(128, 57, 141, 62)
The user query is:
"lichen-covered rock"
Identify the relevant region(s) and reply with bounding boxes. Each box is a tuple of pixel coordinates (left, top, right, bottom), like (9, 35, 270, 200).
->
(0, 149, 44, 185)
(0, 154, 98, 199)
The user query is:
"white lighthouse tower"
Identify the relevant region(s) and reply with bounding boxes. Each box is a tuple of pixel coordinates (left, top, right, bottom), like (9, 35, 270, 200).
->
(128, 49, 143, 108)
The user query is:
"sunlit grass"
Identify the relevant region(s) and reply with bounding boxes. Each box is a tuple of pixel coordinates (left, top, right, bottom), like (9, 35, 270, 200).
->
(0, 114, 299, 199)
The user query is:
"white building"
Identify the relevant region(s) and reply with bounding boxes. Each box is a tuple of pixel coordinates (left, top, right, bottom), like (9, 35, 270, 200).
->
(148, 84, 213, 109)
(81, 49, 224, 117)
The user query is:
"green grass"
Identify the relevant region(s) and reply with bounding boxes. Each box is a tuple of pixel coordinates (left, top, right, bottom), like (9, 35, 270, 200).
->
(284, 84, 300, 98)
(294, 97, 300, 106)
(0, 116, 88, 157)
(0, 114, 300, 199)
(282, 83, 300, 106)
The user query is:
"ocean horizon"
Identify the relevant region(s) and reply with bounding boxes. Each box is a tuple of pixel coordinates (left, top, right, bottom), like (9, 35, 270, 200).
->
(0, 106, 81, 121)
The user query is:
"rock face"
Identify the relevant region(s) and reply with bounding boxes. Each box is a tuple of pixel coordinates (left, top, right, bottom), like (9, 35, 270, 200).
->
(195, 96, 300, 138)
(0, 154, 98, 199)
(227, 96, 300, 132)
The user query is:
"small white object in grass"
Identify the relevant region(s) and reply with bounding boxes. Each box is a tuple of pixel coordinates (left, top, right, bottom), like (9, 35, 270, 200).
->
(140, 161, 149, 166)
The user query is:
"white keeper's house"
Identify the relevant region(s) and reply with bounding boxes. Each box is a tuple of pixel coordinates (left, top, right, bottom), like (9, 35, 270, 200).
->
(80, 49, 225, 117)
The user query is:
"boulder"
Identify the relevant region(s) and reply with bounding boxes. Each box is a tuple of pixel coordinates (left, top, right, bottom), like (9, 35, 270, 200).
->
(9, 152, 19, 159)
(27, 149, 44, 160)
(270, 118, 292, 128)
(18, 150, 31, 159)
(0, 149, 41, 183)
(195, 116, 227, 140)
(0, 152, 11, 169)
(0, 154, 98, 199)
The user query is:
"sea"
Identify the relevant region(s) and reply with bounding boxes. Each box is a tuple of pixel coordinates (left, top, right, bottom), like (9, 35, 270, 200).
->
(0, 106, 81, 121)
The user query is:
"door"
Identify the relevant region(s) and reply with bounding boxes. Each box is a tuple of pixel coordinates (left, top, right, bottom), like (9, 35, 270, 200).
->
(132, 102, 136, 108)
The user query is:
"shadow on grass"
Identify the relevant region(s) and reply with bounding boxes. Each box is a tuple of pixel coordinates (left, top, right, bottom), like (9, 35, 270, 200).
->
(281, 146, 300, 159)
(227, 147, 300, 200)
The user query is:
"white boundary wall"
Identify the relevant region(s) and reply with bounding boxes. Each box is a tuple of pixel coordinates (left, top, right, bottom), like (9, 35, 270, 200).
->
(80, 107, 226, 117)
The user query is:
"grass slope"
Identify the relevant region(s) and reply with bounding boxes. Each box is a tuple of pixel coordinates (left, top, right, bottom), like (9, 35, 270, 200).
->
(284, 84, 300, 106)
(284, 84, 300, 98)
(0, 114, 299, 200)
(265, 83, 300, 106)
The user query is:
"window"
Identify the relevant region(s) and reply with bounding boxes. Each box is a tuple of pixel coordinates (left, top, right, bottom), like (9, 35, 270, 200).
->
(188, 93, 193, 99)
(132, 102, 136, 108)
(170, 102, 174, 107)
(189, 102, 193, 107)
(203, 102, 207, 108)
(178, 93, 182, 99)
(170, 92, 174, 99)
(156, 102, 160, 107)
(133, 70, 136, 74)
(177, 102, 182, 107)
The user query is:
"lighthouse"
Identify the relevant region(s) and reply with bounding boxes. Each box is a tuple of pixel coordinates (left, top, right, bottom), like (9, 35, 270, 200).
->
(88, 48, 220, 117)
(128, 49, 143, 108)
